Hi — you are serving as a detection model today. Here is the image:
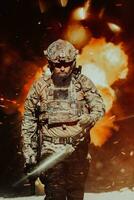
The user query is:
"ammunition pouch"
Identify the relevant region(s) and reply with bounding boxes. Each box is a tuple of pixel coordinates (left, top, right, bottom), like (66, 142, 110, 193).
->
(47, 99, 82, 124)
(39, 100, 83, 125)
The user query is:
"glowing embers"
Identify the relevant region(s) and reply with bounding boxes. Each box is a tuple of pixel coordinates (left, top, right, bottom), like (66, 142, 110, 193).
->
(71, 0, 91, 21)
(64, 23, 90, 48)
(59, 0, 69, 7)
(0, 97, 18, 114)
(72, 7, 87, 20)
(107, 22, 122, 33)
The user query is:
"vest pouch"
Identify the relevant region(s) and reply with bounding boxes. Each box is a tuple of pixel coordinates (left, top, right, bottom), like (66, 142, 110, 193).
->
(47, 100, 79, 124)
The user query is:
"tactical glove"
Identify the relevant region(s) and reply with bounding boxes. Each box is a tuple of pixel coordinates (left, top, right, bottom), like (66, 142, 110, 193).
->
(78, 113, 92, 129)
(24, 154, 37, 166)
(24, 163, 38, 182)
(24, 163, 35, 174)
(24, 155, 38, 181)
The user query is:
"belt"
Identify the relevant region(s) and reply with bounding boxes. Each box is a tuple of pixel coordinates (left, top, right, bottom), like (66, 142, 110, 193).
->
(43, 132, 85, 145)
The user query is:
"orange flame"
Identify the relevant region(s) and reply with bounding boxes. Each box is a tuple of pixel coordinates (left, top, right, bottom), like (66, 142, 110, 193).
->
(64, 1, 92, 48)
(76, 37, 128, 146)
(64, 23, 91, 48)
(90, 115, 119, 146)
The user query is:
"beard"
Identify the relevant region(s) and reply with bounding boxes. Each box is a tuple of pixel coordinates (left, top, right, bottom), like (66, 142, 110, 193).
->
(52, 72, 72, 87)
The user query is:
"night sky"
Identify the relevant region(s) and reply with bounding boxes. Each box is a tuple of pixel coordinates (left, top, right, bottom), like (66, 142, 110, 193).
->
(0, 0, 134, 195)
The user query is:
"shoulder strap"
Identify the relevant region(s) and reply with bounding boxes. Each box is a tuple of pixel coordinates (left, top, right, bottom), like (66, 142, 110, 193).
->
(74, 73, 94, 93)
(73, 73, 85, 92)
(38, 74, 52, 94)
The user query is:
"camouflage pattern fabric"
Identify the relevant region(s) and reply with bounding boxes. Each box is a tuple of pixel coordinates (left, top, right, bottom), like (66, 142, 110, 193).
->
(40, 140, 90, 200)
(44, 39, 79, 63)
(21, 73, 105, 164)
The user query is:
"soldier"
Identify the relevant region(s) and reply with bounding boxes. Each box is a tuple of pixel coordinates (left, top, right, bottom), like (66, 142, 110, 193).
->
(21, 39, 105, 200)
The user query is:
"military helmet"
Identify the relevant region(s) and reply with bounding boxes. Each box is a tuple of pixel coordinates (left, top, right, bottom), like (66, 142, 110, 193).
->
(44, 39, 79, 63)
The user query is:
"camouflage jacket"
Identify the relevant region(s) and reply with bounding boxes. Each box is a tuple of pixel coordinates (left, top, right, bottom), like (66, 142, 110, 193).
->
(21, 72, 105, 164)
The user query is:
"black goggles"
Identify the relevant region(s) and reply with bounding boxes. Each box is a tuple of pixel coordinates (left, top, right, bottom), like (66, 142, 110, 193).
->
(49, 61, 75, 68)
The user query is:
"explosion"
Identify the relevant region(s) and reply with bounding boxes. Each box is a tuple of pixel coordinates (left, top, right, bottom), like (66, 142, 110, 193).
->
(64, 23, 90, 48)
(1, 1, 128, 147)
(76, 38, 128, 146)
(63, 3, 128, 146)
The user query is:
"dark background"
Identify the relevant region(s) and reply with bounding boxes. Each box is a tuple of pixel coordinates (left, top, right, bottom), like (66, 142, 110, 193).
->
(0, 0, 134, 196)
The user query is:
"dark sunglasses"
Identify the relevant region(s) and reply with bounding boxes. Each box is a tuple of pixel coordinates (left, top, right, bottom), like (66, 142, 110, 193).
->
(49, 61, 75, 68)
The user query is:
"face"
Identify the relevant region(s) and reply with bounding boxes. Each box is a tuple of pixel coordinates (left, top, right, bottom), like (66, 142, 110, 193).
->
(50, 61, 75, 78)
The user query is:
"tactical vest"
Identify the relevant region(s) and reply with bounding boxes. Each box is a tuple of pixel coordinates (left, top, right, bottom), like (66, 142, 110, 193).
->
(38, 74, 89, 125)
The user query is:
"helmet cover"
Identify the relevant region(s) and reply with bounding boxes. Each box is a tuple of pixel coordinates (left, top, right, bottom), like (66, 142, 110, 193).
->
(44, 39, 79, 63)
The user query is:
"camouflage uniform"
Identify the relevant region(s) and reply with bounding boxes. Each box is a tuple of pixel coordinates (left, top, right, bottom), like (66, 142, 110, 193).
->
(21, 39, 105, 200)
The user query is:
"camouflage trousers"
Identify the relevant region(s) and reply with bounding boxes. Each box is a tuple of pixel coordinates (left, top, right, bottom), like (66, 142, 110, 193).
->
(40, 139, 90, 200)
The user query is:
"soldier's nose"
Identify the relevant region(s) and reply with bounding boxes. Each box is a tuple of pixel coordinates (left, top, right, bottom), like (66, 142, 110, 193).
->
(60, 66, 65, 71)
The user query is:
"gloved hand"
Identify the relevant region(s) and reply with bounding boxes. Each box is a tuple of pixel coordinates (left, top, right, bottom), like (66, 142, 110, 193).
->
(78, 113, 92, 129)
(24, 155, 37, 181)
(24, 154, 37, 167)
(24, 163, 38, 182)
(24, 163, 34, 174)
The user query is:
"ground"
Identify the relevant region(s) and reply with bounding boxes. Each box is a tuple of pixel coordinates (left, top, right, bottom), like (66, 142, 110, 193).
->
(0, 189, 134, 200)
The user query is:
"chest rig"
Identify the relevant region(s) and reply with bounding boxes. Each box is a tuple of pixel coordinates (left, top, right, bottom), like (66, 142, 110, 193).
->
(47, 79, 82, 125)
(39, 74, 89, 125)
